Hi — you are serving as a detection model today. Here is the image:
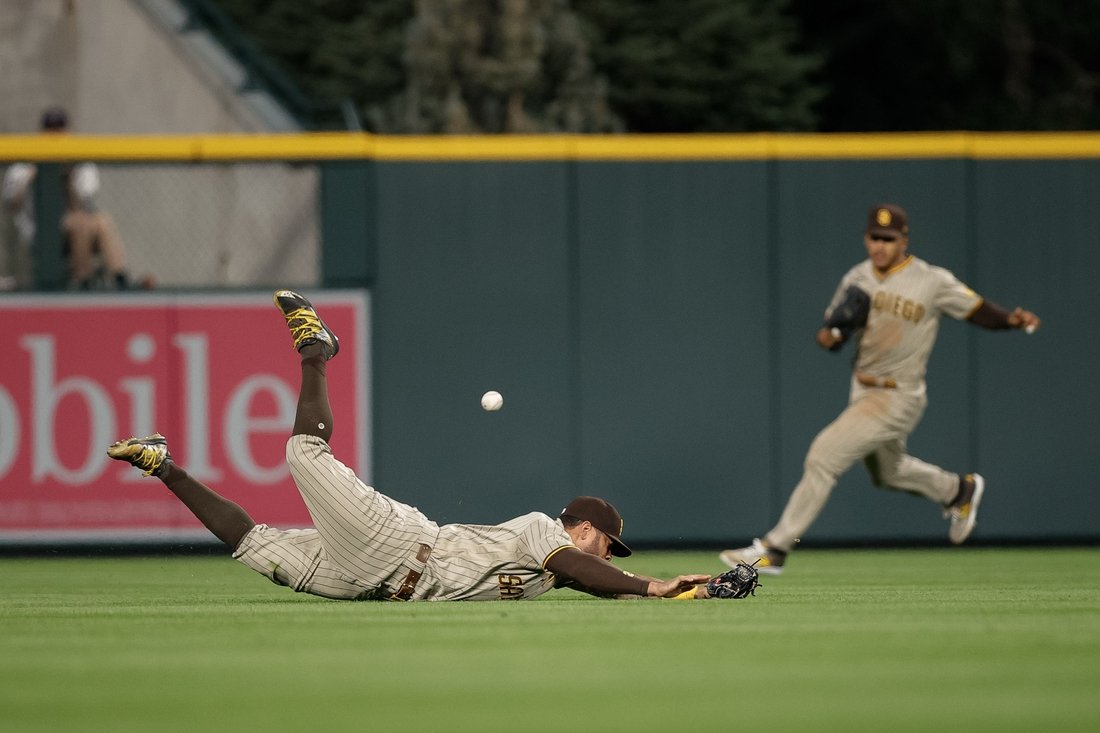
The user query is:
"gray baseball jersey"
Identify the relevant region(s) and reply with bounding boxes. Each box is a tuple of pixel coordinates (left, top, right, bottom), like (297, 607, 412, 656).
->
(764, 254, 982, 552)
(829, 254, 981, 390)
(234, 434, 575, 601)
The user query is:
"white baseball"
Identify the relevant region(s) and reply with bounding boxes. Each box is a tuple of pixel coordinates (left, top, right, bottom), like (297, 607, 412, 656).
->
(481, 390, 504, 411)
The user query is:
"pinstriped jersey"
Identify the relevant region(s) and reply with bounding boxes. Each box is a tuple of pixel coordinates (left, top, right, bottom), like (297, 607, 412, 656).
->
(413, 513, 574, 601)
(829, 255, 981, 387)
(238, 436, 580, 602)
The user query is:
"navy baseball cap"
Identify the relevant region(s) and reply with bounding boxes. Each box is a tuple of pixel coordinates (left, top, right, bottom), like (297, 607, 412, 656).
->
(560, 496, 632, 557)
(866, 203, 909, 238)
(40, 107, 69, 131)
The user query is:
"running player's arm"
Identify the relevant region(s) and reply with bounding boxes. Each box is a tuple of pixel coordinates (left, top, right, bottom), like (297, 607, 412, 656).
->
(544, 547, 707, 599)
(935, 267, 1040, 333)
(967, 299, 1041, 332)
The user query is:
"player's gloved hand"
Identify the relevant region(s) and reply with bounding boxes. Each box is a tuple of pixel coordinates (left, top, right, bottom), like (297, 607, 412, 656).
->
(704, 563, 761, 599)
(822, 284, 871, 350)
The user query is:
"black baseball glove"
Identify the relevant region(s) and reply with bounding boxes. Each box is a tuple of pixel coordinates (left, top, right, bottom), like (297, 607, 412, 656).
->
(823, 284, 871, 350)
(706, 563, 760, 599)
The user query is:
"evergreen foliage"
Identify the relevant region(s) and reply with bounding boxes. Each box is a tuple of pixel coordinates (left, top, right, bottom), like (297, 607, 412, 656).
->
(210, 0, 1100, 132)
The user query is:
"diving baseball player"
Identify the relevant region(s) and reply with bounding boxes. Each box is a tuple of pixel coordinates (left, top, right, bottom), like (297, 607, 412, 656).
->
(720, 204, 1041, 575)
(108, 290, 715, 601)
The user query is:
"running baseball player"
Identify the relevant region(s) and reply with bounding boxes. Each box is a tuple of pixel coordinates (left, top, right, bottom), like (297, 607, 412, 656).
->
(108, 290, 720, 601)
(720, 204, 1041, 575)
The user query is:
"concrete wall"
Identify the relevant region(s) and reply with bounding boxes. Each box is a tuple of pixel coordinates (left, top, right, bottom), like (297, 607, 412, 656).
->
(0, 0, 289, 134)
(0, 0, 317, 289)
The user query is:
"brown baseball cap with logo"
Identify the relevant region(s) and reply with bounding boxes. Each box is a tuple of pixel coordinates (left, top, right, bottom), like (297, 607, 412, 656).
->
(866, 203, 909, 239)
(560, 496, 632, 557)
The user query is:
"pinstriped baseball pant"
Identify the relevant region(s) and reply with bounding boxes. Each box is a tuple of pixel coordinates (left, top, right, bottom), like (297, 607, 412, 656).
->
(234, 435, 438, 598)
(233, 524, 374, 599)
(765, 381, 959, 552)
(285, 434, 438, 591)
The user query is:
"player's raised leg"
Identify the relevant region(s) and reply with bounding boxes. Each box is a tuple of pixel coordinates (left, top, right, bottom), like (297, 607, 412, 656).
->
(273, 289, 428, 586)
(107, 434, 255, 549)
(273, 289, 340, 441)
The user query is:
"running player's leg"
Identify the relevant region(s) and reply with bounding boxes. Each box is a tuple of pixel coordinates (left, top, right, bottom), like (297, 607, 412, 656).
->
(866, 435, 984, 544)
(764, 392, 895, 551)
(864, 438, 958, 505)
(859, 389, 958, 505)
(107, 434, 254, 549)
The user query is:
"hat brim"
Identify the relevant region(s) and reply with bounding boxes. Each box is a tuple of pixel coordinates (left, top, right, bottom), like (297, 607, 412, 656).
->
(866, 227, 904, 239)
(608, 535, 632, 558)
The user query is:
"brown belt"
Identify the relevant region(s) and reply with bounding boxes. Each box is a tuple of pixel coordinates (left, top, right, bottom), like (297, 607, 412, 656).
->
(388, 543, 432, 601)
(855, 372, 898, 389)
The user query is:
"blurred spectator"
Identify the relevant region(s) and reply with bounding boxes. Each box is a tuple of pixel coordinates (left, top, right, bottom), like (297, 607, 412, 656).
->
(0, 150, 35, 289)
(1, 107, 137, 290)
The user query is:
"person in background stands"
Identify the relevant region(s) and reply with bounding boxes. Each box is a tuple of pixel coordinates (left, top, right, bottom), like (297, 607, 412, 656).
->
(1, 106, 134, 290)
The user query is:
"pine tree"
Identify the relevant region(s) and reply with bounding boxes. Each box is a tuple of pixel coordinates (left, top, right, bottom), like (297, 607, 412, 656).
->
(378, 0, 621, 133)
(574, 0, 823, 132)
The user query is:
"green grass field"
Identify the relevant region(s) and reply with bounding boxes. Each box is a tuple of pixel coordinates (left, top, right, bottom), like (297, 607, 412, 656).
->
(1, 547, 1097, 732)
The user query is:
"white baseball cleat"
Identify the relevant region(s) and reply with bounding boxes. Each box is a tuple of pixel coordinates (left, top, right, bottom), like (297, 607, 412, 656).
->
(719, 538, 787, 576)
(947, 473, 985, 545)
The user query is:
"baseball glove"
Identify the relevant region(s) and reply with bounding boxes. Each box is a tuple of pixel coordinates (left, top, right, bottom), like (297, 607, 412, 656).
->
(706, 563, 760, 599)
(824, 284, 871, 350)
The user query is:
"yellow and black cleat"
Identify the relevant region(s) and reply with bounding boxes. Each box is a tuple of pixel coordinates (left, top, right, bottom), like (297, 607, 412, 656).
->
(273, 290, 340, 360)
(107, 433, 172, 477)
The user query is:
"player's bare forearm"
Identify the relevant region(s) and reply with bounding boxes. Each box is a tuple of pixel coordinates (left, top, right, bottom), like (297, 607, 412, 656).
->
(646, 574, 711, 598)
(615, 574, 699, 600)
(968, 300, 1041, 332)
(608, 575, 712, 599)
(546, 548, 650, 596)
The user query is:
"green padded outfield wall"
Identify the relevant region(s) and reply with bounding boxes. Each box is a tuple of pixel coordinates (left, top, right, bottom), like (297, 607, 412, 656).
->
(6, 131, 1092, 546)
(331, 135, 1100, 546)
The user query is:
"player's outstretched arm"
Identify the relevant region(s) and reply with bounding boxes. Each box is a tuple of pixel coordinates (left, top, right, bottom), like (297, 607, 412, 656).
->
(546, 548, 709, 599)
(646, 575, 712, 598)
(968, 300, 1041, 333)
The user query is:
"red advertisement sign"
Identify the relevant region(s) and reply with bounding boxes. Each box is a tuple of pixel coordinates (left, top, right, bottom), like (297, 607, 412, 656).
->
(0, 291, 370, 543)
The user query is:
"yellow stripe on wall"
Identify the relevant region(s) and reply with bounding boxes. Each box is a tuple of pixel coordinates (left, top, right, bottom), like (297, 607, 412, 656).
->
(3, 132, 1100, 162)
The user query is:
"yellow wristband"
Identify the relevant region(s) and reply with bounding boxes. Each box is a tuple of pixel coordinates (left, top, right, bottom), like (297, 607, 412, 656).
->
(670, 586, 697, 600)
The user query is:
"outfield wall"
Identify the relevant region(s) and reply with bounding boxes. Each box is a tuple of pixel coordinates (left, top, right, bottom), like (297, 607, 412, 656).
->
(1, 133, 1097, 546)
(357, 153, 1099, 546)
